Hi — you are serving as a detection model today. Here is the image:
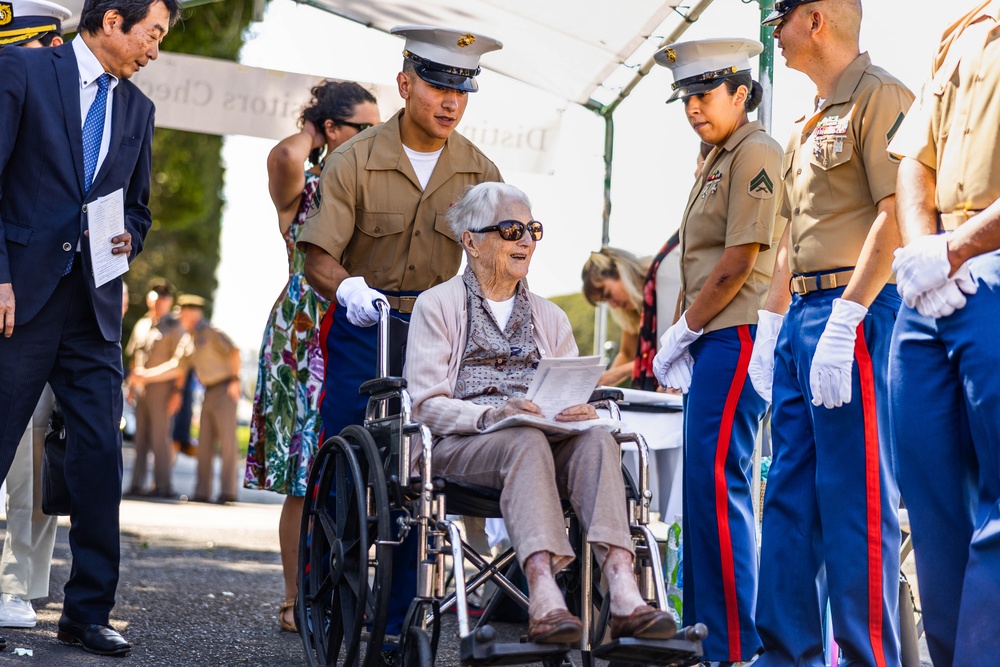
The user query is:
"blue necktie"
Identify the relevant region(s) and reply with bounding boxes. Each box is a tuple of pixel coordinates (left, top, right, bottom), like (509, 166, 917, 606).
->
(67, 73, 110, 277)
(82, 73, 110, 194)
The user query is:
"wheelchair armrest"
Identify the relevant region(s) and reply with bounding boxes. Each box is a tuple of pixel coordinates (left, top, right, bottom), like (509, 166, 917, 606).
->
(589, 388, 624, 404)
(359, 376, 407, 396)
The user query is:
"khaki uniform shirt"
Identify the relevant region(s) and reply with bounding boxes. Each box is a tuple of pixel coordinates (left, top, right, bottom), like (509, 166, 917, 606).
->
(176, 320, 238, 388)
(889, 0, 1000, 217)
(127, 312, 184, 380)
(678, 121, 785, 333)
(781, 53, 914, 274)
(297, 110, 503, 292)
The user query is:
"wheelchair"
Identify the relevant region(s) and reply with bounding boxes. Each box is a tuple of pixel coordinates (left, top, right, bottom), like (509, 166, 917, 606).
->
(296, 301, 707, 666)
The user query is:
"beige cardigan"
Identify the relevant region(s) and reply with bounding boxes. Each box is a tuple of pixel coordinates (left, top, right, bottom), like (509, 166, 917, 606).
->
(404, 274, 578, 438)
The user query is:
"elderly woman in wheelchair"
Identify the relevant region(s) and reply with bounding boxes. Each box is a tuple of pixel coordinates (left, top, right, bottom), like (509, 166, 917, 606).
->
(403, 182, 677, 646)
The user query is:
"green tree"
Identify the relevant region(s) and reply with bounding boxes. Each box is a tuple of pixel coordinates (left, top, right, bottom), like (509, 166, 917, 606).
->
(549, 293, 622, 360)
(124, 0, 261, 334)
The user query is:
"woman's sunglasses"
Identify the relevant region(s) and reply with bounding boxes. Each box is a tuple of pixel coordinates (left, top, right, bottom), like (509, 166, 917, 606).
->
(473, 219, 544, 242)
(336, 120, 374, 132)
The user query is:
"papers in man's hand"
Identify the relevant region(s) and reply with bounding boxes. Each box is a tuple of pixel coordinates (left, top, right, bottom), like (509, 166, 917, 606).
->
(481, 413, 622, 436)
(87, 188, 129, 288)
(525, 356, 605, 418)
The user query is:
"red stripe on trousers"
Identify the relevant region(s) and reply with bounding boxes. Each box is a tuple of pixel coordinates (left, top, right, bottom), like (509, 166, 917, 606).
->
(853, 326, 887, 667)
(714, 325, 754, 661)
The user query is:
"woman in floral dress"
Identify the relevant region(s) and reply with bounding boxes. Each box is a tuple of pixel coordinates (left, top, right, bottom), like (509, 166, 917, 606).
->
(244, 80, 381, 632)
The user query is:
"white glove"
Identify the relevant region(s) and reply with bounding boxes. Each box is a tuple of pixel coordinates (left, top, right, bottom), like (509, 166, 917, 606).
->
(893, 233, 978, 310)
(748, 310, 785, 403)
(809, 298, 868, 409)
(653, 312, 703, 375)
(336, 276, 388, 327)
(659, 350, 694, 393)
(912, 278, 970, 319)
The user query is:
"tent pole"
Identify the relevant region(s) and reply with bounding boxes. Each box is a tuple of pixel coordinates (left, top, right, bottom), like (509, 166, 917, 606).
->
(593, 113, 615, 356)
(753, 0, 776, 540)
(757, 0, 776, 133)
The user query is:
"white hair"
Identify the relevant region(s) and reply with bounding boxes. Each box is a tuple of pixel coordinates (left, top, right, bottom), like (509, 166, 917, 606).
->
(446, 182, 532, 237)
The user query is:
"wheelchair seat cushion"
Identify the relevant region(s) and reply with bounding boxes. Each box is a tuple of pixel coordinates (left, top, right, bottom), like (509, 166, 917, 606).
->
(435, 476, 503, 517)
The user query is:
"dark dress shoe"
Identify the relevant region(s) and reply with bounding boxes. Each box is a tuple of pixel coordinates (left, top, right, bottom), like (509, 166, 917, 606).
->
(527, 608, 583, 644)
(57, 619, 131, 656)
(0, 635, 6, 650)
(609, 605, 677, 640)
(214, 495, 236, 505)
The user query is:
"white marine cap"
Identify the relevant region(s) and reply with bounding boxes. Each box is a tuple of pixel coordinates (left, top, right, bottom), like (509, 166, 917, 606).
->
(654, 38, 763, 103)
(390, 24, 503, 93)
(0, 0, 71, 47)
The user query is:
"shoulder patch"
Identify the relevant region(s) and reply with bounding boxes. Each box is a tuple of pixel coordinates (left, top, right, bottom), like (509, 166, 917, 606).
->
(886, 111, 906, 163)
(886, 111, 905, 145)
(749, 168, 774, 199)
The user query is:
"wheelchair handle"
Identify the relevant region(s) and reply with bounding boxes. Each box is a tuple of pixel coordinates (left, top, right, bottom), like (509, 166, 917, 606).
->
(375, 298, 391, 379)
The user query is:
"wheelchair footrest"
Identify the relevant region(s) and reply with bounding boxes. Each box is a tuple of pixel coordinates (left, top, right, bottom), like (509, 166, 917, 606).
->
(460, 626, 570, 665)
(591, 636, 704, 666)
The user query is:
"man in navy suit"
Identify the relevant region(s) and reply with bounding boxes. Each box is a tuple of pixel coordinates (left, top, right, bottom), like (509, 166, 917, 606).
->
(0, 0, 179, 655)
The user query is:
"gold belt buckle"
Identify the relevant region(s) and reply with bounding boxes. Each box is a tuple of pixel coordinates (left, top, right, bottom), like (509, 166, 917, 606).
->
(790, 275, 813, 295)
(396, 296, 417, 314)
(940, 210, 979, 232)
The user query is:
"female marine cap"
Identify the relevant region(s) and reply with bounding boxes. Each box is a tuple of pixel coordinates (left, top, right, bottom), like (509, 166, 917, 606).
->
(0, 0, 71, 47)
(653, 37, 764, 103)
(390, 25, 503, 93)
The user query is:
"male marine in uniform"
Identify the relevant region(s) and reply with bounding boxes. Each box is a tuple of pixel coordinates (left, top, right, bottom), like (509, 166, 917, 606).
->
(0, 0, 180, 655)
(135, 295, 242, 504)
(888, 2, 1000, 664)
(125, 280, 183, 497)
(298, 25, 503, 653)
(746, 1, 914, 665)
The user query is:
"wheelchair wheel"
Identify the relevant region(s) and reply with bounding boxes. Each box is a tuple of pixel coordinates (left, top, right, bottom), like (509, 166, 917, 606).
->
(297, 425, 393, 666)
(397, 600, 439, 667)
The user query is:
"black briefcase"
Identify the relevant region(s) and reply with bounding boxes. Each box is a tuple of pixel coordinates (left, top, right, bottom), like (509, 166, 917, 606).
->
(41, 406, 71, 516)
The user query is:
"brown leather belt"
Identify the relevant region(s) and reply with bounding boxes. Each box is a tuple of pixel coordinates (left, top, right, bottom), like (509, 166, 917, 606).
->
(790, 269, 855, 295)
(939, 210, 981, 231)
(384, 295, 418, 314)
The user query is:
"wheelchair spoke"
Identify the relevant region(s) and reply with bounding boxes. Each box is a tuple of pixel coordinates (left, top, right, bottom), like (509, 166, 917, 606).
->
(298, 429, 393, 667)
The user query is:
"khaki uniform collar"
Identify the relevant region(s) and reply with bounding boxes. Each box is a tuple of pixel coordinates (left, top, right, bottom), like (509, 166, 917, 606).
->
(721, 119, 765, 153)
(366, 109, 483, 195)
(820, 52, 872, 111)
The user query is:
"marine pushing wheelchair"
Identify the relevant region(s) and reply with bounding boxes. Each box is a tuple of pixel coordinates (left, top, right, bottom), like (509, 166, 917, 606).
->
(296, 301, 707, 666)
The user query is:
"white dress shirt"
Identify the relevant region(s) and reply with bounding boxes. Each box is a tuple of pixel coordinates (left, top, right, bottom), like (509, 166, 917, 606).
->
(72, 36, 118, 179)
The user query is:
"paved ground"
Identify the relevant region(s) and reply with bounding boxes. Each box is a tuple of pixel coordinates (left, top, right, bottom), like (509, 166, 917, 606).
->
(0, 444, 934, 666)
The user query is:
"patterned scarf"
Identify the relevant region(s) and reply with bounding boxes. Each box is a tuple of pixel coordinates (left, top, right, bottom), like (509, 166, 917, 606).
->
(631, 230, 681, 391)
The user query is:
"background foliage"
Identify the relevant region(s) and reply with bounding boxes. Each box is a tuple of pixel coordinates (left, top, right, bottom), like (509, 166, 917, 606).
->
(549, 293, 622, 362)
(123, 0, 261, 336)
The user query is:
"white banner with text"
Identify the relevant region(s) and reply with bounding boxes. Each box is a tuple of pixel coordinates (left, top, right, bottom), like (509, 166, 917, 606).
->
(131, 52, 565, 175)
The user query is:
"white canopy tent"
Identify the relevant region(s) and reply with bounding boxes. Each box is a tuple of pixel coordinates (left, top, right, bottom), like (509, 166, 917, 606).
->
(295, 0, 714, 109)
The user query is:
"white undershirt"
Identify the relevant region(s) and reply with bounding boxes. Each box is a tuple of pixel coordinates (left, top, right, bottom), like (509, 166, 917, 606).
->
(486, 296, 516, 331)
(402, 145, 443, 190)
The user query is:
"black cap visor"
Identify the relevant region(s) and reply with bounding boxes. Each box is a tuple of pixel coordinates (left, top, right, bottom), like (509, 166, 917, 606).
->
(405, 51, 480, 93)
(666, 67, 748, 104)
(0, 20, 59, 48)
(667, 78, 728, 103)
(762, 0, 822, 26)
